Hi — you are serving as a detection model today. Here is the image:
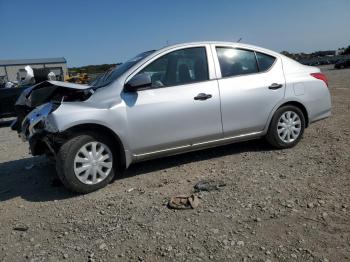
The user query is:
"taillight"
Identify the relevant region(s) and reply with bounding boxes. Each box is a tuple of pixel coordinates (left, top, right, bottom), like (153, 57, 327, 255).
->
(311, 73, 328, 87)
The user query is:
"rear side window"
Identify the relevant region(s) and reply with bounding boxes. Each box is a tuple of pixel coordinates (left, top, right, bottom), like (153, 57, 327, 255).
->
(256, 52, 276, 72)
(216, 47, 258, 77)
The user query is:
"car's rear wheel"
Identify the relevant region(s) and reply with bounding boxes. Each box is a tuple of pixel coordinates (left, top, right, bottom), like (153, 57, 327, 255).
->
(56, 133, 116, 193)
(266, 105, 305, 149)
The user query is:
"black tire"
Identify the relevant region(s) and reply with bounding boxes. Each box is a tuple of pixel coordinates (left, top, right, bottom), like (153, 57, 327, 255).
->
(266, 105, 305, 149)
(55, 133, 116, 193)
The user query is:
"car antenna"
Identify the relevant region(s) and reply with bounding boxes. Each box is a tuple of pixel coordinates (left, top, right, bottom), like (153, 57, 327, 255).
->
(237, 37, 242, 43)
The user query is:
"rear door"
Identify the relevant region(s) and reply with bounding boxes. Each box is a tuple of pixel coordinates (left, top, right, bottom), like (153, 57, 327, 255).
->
(212, 45, 285, 136)
(123, 45, 223, 156)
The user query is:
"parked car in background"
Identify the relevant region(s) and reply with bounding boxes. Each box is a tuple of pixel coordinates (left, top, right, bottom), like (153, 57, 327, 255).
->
(0, 67, 58, 119)
(0, 85, 28, 119)
(12, 42, 331, 193)
(334, 58, 350, 69)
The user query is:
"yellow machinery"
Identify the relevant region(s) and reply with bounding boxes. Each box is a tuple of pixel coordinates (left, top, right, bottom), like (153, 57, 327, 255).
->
(65, 73, 90, 84)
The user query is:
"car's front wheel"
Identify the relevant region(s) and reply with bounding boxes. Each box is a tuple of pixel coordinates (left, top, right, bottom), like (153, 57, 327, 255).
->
(266, 105, 305, 149)
(56, 133, 116, 193)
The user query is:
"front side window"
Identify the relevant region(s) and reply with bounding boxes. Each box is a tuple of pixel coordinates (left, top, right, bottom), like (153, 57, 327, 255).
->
(137, 47, 209, 88)
(216, 47, 259, 77)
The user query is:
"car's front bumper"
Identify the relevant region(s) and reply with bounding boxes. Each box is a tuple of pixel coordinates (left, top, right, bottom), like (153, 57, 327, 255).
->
(18, 102, 59, 142)
(28, 131, 48, 155)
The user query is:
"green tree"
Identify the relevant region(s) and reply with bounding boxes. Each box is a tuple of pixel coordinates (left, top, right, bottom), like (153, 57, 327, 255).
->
(343, 46, 350, 55)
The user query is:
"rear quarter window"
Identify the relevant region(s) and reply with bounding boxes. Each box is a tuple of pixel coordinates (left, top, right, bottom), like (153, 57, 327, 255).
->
(256, 52, 276, 72)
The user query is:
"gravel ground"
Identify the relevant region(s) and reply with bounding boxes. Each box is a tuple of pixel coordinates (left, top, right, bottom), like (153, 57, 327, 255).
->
(0, 66, 349, 262)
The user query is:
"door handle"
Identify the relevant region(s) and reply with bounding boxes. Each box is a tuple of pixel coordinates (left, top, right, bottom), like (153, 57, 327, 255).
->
(268, 83, 283, 90)
(194, 93, 212, 100)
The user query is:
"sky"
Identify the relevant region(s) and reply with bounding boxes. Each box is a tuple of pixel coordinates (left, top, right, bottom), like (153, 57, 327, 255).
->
(1, 0, 349, 67)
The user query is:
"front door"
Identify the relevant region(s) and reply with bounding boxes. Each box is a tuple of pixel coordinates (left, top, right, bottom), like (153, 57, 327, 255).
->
(123, 46, 223, 156)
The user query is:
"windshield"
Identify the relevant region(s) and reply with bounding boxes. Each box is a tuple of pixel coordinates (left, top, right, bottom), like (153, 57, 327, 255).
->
(91, 50, 155, 88)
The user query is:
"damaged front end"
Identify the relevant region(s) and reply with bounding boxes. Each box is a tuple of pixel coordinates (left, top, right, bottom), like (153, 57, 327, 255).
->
(12, 80, 93, 156)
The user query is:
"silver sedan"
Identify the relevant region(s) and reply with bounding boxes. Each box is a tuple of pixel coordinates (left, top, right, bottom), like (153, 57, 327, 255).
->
(14, 41, 331, 193)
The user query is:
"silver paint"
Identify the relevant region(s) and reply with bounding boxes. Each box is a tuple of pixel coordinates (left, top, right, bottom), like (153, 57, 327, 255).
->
(20, 41, 332, 167)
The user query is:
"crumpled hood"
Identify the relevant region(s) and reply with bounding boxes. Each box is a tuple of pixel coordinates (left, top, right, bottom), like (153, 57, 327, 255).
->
(12, 80, 94, 133)
(15, 80, 92, 108)
(44, 80, 92, 90)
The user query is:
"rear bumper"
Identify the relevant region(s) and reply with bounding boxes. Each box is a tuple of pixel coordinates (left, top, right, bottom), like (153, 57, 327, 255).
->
(306, 84, 331, 125)
(309, 109, 331, 124)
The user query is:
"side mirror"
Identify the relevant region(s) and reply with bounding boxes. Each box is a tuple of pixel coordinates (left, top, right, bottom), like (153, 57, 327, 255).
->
(124, 73, 152, 92)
